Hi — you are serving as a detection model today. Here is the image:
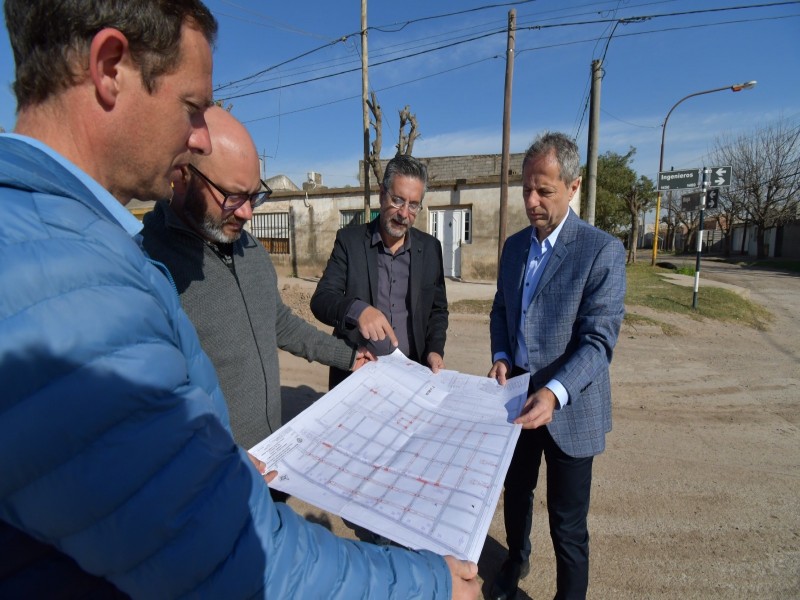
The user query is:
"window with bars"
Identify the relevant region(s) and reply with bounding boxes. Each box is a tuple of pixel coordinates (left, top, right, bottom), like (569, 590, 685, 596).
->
(251, 212, 290, 254)
(340, 208, 380, 229)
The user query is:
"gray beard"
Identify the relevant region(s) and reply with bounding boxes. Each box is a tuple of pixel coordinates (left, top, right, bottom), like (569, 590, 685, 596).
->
(383, 216, 409, 239)
(201, 213, 241, 244)
(183, 201, 241, 245)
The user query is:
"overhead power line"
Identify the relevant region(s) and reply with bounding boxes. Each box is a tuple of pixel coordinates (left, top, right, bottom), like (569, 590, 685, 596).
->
(216, 28, 506, 101)
(241, 56, 499, 124)
(371, 0, 536, 32)
(217, 2, 799, 101)
(238, 10, 799, 126)
(247, 3, 797, 127)
(215, 0, 535, 93)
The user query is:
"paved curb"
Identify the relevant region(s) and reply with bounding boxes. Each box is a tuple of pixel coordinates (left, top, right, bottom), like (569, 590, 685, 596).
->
(658, 272, 750, 298)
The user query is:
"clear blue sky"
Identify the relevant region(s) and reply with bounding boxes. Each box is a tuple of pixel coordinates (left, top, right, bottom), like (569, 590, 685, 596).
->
(2, 0, 798, 190)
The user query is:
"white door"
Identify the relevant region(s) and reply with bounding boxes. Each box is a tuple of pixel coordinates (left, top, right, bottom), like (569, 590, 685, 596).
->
(432, 209, 463, 278)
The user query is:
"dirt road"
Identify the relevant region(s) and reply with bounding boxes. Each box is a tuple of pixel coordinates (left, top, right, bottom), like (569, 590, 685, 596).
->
(276, 260, 799, 599)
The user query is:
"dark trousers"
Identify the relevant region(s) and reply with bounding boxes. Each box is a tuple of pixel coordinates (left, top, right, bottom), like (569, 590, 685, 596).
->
(503, 412, 594, 600)
(328, 366, 350, 390)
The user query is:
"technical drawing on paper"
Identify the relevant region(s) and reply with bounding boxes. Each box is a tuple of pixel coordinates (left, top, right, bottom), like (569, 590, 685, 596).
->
(250, 350, 528, 562)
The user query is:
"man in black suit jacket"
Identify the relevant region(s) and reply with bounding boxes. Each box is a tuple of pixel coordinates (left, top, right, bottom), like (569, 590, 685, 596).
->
(311, 154, 449, 389)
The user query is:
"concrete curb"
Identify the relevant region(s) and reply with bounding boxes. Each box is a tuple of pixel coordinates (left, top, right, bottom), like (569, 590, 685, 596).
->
(658, 272, 750, 298)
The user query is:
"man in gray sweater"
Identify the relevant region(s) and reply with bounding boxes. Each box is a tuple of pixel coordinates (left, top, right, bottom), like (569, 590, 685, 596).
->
(142, 107, 371, 452)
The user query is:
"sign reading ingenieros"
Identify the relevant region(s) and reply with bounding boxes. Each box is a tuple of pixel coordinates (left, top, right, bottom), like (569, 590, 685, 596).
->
(658, 168, 701, 191)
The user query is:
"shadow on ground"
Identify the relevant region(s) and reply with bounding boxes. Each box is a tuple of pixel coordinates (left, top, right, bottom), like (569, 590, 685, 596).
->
(281, 385, 324, 423)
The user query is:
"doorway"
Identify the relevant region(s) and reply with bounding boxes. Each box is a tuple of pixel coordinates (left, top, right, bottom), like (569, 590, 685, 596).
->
(430, 208, 471, 278)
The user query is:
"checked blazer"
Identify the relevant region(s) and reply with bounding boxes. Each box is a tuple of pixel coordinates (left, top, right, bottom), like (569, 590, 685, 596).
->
(490, 210, 626, 458)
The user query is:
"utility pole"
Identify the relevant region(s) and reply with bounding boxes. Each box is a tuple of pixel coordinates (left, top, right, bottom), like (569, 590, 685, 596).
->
(585, 59, 602, 226)
(361, 0, 370, 223)
(498, 8, 516, 267)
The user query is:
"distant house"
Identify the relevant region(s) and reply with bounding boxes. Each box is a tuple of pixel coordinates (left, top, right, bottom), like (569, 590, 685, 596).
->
(126, 152, 582, 281)
(265, 174, 300, 192)
(729, 219, 800, 259)
(250, 153, 580, 281)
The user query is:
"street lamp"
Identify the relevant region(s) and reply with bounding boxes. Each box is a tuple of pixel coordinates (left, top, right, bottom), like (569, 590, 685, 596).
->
(651, 80, 757, 266)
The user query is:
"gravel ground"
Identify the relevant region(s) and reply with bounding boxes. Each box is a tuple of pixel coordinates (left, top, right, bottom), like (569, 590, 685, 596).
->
(274, 259, 800, 599)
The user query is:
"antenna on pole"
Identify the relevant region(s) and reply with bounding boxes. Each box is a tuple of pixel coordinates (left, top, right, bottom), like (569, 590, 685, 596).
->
(258, 148, 269, 180)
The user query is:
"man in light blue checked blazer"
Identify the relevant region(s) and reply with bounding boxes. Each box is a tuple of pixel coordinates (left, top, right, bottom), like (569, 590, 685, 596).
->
(488, 132, 626, 600)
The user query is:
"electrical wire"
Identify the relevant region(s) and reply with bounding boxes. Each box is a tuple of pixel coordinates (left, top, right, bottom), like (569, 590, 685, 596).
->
(217, 2, 799, 102)
(240, 56, 500, 124)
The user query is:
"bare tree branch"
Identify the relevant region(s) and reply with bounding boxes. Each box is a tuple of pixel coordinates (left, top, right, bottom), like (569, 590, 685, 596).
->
(711, 118, 800, 258)
(366, 91, 383, 184)
(397, 105, 420, 156)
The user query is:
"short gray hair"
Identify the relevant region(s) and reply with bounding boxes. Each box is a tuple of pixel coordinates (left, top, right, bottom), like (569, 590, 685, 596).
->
(522, 132, 581, 183)
(382, 154, 428, 200)
(5, 0, 217, 110)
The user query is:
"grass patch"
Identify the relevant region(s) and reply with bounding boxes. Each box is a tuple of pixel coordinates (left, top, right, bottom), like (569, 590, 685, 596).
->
(623, 313, 681, 336)
(625, 263, 772, 330)
(449, 298, 493, 314)
(450, 264, 773, 331)
(675, 266, 695, 276)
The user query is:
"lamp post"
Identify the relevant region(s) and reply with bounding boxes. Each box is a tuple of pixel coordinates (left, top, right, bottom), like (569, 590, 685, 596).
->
(651, 80, 757, 266)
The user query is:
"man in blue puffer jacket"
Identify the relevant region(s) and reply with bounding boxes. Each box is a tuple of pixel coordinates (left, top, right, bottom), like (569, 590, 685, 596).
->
(0, 1, 479, 598)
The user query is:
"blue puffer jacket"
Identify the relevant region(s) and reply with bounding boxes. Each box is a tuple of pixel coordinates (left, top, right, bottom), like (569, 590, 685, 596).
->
(0, 135, 452, 599)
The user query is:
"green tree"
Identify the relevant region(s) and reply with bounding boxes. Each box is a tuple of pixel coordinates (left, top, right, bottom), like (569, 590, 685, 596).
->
(583, 149, 657, 260)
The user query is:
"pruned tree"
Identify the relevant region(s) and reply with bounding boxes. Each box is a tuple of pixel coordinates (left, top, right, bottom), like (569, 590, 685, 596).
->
(365, 95, 421, 183)
(624, 174, 657, 264)
(711, 118, 800, 258)
(705, 181, 746, 256)
(366, 91, 383, 184)
(671, 197, 702, 255)
(660, 190, 678, 252)
(397, 105, 419, 156)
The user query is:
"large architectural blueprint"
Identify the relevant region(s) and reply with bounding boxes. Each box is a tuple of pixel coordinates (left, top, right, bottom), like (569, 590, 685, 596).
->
(250, 350, 528, 562)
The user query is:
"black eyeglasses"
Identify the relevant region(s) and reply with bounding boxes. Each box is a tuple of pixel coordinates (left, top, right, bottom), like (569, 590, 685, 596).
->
(188, 164, 272, 211)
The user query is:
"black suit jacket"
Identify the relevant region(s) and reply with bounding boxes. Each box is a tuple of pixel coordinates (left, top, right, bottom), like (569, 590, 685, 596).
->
(311, 218, 449, 387)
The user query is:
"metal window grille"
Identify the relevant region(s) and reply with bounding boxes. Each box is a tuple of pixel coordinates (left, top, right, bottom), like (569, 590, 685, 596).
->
(340, 208, 379, 229)
(251, 212, 290, 254)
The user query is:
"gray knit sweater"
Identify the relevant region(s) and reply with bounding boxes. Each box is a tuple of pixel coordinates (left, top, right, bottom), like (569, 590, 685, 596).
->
(142, 201, 355, 449)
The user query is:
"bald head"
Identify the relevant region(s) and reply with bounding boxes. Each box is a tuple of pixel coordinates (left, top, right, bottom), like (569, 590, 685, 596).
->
(172, 107, 264, 244)
(193, 106, 259, 177)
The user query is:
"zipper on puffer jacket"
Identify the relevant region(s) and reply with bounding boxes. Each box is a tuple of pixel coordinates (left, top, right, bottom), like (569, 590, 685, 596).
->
(146, 257, 179, 297)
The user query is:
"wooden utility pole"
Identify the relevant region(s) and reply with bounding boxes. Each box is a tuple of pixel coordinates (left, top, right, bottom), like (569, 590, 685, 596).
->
(361, 0, 370, 223)
(585, 59, 602, 225)
(498, 9, 516, 267)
